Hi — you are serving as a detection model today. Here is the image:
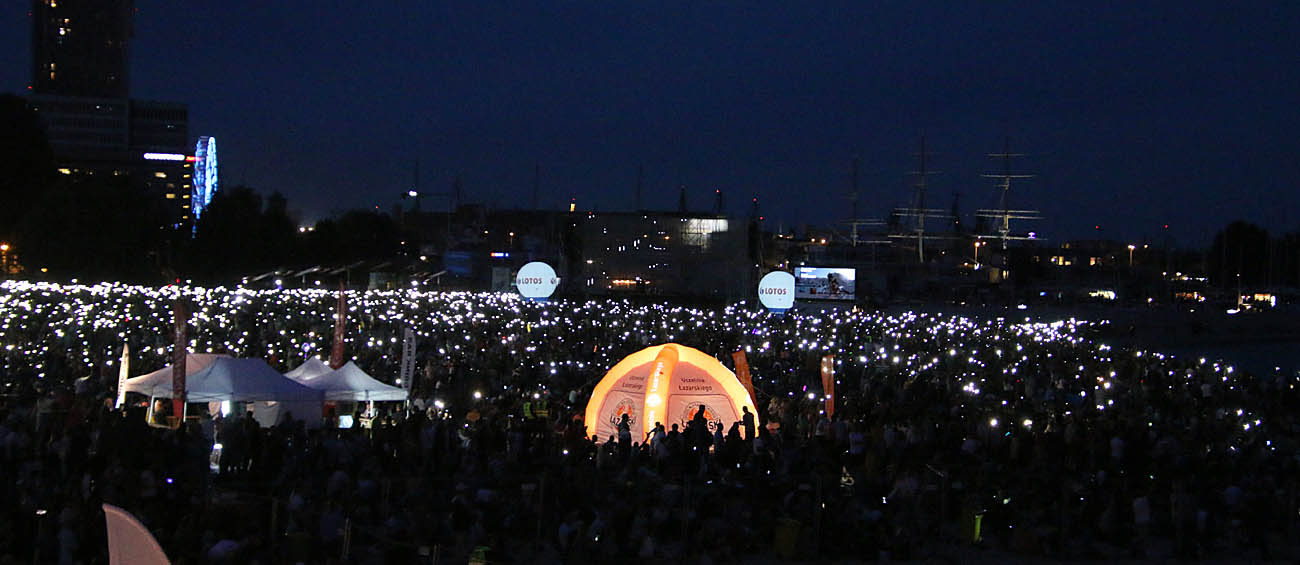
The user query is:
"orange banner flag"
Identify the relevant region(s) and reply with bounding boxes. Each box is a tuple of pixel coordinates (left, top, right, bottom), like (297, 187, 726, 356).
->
(170, 299, 188, 419)
(732, 351, 756, 408)
(820, 354, 835, 418)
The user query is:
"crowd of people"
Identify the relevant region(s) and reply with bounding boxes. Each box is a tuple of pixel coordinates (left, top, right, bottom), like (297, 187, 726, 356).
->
(1, 280, 1299, 563)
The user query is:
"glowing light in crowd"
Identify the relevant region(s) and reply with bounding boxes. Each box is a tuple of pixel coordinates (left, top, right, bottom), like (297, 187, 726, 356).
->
(0, 279, 1282, 457)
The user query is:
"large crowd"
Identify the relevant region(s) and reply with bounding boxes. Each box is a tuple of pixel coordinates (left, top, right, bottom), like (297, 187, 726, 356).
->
(1, 280, 1298, 563)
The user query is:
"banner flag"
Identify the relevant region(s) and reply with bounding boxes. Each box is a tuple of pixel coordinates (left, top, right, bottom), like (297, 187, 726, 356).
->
(820, 354, 835, 418)
(330, 282, 347, 369)
(171, 299, 188, 418)
(732, 351, 756, 408)
(114, 343, 130, 409)
(399, 326, 416, 392)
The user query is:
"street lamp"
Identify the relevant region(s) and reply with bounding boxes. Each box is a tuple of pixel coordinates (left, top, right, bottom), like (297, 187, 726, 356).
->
(974, 240, 984, 266)
(1127, 244, 1136, 266)
(403, 190, 423, 213)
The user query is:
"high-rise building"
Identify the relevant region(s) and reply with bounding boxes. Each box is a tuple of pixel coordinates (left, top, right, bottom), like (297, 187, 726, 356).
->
(26, 0, 205, 229)
(30, 0, 134, 98)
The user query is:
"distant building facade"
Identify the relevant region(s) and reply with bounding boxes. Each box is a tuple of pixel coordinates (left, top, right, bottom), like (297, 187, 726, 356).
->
(573, 211, 754, 299)
(28, 95, 193, 225)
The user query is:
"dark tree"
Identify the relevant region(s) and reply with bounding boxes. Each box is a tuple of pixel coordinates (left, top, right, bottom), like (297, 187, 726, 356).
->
(18, 174, 169, 281)
(188, 187, 299, 280)
(303, 210, 403, 264)
(0, 94, 56, 243)
(1207, 221, 1270, 289)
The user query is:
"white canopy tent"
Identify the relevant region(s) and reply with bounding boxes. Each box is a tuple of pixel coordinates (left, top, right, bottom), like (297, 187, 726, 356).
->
(123, 356, 323, 427)
(287, 360, 408, 402)
(123, 353, 230, 394)
(285, 357, 332, 381)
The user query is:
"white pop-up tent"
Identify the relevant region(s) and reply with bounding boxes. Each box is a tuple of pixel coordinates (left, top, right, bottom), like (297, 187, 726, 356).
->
(123, 356, 324, 427)
(288, 360, 408, 402)
(123, 353, 230, 394)
(285, 357, 332, 381)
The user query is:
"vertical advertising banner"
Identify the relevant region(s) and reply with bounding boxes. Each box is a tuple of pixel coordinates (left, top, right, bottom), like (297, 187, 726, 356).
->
(399, 326, 417, 393)
(732, 351, 756, 408)
(820, 354, 835, 418)
(114, 343, 130, 409)
(330, 283, 347, 369)
(171, 300, 188, 419)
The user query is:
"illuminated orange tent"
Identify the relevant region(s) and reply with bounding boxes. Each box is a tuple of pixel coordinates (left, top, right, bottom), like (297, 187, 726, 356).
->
(585, 343, 759, 442)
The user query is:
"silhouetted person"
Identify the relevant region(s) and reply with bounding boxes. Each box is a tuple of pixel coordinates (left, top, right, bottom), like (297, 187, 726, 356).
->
(741, 405, 756, 441)
(617, 413, 632, 459)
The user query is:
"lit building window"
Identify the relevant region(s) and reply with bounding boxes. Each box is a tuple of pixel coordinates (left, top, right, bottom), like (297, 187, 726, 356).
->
(165, 193, 176, 199)
(154, 172, 167, 178)
(182, 205, 190, 209)
(58, 168, 71, 175)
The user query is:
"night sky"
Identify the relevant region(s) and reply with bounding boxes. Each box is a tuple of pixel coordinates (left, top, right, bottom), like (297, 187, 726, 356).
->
(3, 2, 1297, 247)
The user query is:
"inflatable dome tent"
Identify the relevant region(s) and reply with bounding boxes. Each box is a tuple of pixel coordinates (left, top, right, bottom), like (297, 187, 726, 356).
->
(585, 343, 758, 442)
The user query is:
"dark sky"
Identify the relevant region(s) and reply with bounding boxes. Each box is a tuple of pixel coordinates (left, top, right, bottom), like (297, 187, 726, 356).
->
(4, 2, 1298, 246)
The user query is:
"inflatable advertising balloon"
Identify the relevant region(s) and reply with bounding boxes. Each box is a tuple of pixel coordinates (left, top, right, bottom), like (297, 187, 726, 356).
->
(585, 343, 759, 441)
(516, 261, 559, 301)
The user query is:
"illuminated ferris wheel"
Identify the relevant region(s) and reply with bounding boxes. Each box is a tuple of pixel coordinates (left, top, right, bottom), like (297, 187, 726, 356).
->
(192, 136, 219, 225)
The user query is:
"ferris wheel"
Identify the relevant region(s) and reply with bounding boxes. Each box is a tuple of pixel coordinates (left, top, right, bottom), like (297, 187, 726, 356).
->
(192, 136, 219, 224)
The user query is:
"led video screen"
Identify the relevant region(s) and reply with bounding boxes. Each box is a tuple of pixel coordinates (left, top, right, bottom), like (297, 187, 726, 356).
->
(795, 267, 856, 300)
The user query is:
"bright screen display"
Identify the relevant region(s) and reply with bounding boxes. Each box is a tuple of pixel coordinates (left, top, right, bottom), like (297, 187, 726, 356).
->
(795, 267, 856, 300)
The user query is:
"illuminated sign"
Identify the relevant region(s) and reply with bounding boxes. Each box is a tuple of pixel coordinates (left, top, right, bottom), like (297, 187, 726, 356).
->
(490, 252, 510, 258)
(143, 152, 187, 161)
(757, 271, 795, 311)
